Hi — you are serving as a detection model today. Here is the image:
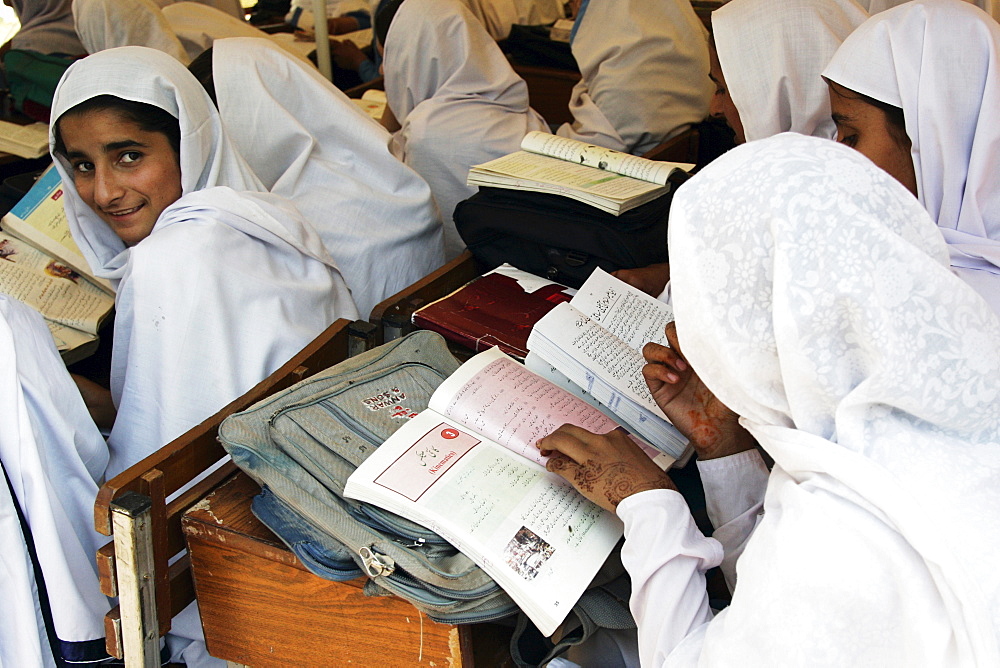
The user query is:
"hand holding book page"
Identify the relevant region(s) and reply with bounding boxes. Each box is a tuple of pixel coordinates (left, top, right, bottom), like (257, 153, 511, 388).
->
(527, 268, 689, 459)
(520, 131, 692, 186)
(344, 410, 624, 637)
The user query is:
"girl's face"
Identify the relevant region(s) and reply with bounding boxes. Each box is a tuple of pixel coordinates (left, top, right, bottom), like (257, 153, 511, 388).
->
(827, 81, 918, 197)
(709, 44, 744, 144)
(58, 108, 182, 247)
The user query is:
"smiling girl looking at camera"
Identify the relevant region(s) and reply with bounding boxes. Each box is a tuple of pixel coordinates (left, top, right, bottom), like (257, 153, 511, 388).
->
(50, 46, 359, 481)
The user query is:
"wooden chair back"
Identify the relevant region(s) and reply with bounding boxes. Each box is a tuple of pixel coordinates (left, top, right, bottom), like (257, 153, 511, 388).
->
(93, 318, 369, 664)
(640, 126, 700, 164)
(511, 63, 581, 126)
(369, 250, 482, 345)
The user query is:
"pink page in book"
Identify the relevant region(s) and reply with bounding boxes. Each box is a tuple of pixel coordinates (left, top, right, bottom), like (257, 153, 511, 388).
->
(429, 348, 620, 466)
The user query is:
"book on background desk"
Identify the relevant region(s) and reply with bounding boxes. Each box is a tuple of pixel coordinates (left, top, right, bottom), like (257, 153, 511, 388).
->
(0, 120, 49, 159)
(467, 131, 693, 215)
(346, 345, 644, 638)
(0, 165, 114, 361)
(526, 267, 689, 461)
(411, 264, 575, 360)
(351, 89, 386, 121)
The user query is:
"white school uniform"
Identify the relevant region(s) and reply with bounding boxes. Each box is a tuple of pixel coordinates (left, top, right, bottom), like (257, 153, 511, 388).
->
(212, 37, 445, 319)
(49, 46, 359, 480)
(823, 0, 1000, 316)
(712, 0, 868, 143)
(383, 0, 549, 259)
(556, 0, 713, 155)
(0, 295, 109, 667)
(9, 0, 86, 55)
(618, 133, 1000, 665)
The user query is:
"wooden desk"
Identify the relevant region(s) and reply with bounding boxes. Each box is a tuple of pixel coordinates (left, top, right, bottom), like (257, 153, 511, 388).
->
(184, 471, 513, 666)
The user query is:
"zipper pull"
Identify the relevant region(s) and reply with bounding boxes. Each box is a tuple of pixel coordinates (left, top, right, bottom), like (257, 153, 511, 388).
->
(359, 546, 396, 577)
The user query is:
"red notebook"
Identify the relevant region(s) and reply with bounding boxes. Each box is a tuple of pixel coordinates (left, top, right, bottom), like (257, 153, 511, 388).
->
(411, 267, 573, 360)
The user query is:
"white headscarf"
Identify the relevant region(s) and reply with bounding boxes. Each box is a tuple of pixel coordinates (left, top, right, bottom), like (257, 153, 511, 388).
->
(383, 0, 548, 258)
(212, 37, 445, 319)
(10, 0, 86, 55)
(556, 0, 713, 155)
(823, 0, 1000, 315)
(0, 295, 109, 665)
(49, 46, 358, 476)
(712, 0, 868, 142)
(865, 0, 997, 19)
(72, 0, 315, 65)
(161, 2, 316, 64)
(665, 133, 1000, 664)
(73, 0, 193, 63)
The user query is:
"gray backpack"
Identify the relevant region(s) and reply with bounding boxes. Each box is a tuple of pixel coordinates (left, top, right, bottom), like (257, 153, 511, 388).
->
(218, 330, 634, 663)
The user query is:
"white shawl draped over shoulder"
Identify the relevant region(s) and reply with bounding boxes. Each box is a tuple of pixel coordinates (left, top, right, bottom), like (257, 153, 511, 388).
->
(50, 47, 358, 477)
(556, 0, 713, 155)
(212, 37, 444, 319)
(712, 0, 867, 142)
(9, 0, 85, 55)
(383, 0, 549, 259)
(0, 295, 109, 666)
(623, 133, 1000, 665)
(823, 0, 1000, 315)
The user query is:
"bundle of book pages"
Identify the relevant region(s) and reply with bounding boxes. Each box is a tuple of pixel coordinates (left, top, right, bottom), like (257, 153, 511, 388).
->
(467, 131, 693, 215)
(0, 167, 114, 362)
(0, 120, 49, 159)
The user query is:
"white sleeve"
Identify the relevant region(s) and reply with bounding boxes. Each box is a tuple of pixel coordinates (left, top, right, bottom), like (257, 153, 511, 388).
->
(617, 489, 722, 667)
(695, 449, 769, 592)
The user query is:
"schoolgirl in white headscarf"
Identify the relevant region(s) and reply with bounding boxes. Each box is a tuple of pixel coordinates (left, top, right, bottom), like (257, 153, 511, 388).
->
(7, 0, 85, 55)
(556, 0, 712, 155)
(712, 0, 867, 143)
(49, 46, 358, 479)
(208, 37, 444, 319)
(72, 0, 315, 65)
(541, 133, 1000, 665)
(0, 295, 109, 667)
(823, 0, 1000, 316)
(382, 0, 549, 259)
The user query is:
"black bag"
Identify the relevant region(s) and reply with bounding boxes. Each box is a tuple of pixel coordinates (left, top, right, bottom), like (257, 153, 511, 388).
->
(454, 183, 682, 289)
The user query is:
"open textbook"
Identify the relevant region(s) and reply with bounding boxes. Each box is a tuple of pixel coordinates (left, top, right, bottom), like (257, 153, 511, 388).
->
(345, 346, 633, 637)
(467, 131, 693, 215)
(0, 167, 115, 361)
(526, 267, 689, 460)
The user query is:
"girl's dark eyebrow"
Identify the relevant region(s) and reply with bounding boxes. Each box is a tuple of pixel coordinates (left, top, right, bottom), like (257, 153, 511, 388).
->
(64, 139, 148, 161)
(831, 112, 852, 124)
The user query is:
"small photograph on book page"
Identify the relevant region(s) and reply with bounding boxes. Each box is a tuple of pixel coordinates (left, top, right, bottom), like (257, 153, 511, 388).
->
(504, 526, 555, 581)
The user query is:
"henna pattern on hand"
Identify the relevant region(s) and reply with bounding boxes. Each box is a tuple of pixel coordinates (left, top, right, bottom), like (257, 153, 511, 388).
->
(573, 460, 673, 509)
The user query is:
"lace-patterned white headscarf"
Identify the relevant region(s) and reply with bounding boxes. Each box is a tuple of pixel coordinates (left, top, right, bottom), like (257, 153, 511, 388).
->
(669, 133, 1000, 663)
